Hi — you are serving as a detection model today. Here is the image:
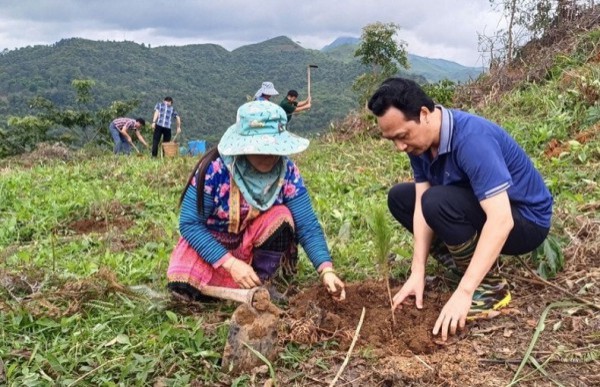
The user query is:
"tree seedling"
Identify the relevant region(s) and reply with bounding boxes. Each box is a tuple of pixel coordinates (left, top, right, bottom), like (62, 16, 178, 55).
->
(368, 205, 396, 327)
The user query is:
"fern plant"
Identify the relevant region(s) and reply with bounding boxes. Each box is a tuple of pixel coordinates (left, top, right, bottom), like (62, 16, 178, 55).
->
(368, 205, 396, 327)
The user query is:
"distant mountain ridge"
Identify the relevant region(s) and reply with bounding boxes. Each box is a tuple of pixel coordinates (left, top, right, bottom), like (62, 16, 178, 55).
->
(0, 36, 483, 142)
(321, 36, 483, 82)
(321, 37, 361, 51)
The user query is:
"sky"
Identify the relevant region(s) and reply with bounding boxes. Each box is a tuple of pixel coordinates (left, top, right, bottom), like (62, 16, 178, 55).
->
(0, 0, 505, 67)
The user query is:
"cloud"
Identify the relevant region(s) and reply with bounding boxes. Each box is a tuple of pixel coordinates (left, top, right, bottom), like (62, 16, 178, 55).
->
(0, 0, 503, 66)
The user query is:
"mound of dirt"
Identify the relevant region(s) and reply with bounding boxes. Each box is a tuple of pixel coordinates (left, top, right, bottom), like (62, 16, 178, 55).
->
(13, 142, 74, 167)
(283, 280, 452, 355)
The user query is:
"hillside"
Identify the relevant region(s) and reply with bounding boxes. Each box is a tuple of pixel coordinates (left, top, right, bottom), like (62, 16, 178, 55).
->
(0, 36, 481, 143)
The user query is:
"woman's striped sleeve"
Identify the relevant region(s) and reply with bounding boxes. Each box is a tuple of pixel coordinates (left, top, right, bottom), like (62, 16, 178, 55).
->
(179, 183, 228, 265)
(286, 192, 331, 269)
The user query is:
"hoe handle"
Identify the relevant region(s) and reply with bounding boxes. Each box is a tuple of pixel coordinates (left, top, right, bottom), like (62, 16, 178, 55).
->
(200, 285, 264, 304)
(307, 66, 311, 99)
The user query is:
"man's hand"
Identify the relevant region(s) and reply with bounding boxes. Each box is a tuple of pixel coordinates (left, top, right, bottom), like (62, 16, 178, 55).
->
(392, 271, 425, 311)
(222, 257, 261, 289)
(176, 127, 182, 135)
(321, 270, 346, 301)
(151, 122, 156, 129)
(432, 287, 472, 341)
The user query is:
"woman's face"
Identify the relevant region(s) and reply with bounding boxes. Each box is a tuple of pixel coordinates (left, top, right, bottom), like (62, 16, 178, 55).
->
(246, 154, 281, 173)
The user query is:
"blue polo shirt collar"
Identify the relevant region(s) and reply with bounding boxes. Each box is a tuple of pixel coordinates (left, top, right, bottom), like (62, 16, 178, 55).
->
(437, 105, 453, 156)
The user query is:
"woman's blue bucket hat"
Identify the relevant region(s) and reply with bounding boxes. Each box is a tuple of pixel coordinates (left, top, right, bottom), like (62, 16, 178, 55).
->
(218, 101, 309, 156)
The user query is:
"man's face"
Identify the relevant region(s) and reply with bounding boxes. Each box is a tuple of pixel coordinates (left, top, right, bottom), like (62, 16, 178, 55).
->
(134, 122, 142, 130)
(377, 107, 430, 156)
(165, 100, 173, 106)
(288, 96, 298, 102)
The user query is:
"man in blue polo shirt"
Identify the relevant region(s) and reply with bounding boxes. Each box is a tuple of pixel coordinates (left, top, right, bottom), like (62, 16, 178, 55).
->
(368, 77, 552, 342)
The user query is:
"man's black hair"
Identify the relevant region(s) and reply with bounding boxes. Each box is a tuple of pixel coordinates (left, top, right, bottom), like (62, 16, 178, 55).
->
(287, 90, 299, 98)
(367, 77, 435, 122)
(136, 118, 146, 126)
(164, 96, 174, 103)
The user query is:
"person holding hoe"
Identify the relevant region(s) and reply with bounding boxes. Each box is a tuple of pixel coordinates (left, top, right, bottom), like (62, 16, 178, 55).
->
(167, 100, 345, 302)
(368, 77, 552, 341)
(108, 117, 148, 155)
(280, 90, 311, 123)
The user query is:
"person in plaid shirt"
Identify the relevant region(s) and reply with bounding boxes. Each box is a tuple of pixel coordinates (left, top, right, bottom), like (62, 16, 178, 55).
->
(151, 96, 182, 157)
(109, 117, 148, 155)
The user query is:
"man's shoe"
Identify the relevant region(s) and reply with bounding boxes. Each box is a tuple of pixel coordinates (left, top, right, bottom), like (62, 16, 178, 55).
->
(468, 277, 511, 320)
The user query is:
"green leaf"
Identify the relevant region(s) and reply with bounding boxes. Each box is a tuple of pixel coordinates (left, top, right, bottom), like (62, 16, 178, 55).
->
(165, 311, 178, 324)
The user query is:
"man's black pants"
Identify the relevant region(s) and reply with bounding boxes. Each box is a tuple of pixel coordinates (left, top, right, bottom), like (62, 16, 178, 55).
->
(387, 183, 549, 254)
(151, 125, 172, 157)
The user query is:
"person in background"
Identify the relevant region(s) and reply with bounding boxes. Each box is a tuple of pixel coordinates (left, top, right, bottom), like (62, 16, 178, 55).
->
(108, 117, 148, 155)
(253, 82, 279, 101)
(167, 100, 345, 303)
(279, 90, 311, 123)
(368, 77, 552, 341)
(151, 96, 182, 157)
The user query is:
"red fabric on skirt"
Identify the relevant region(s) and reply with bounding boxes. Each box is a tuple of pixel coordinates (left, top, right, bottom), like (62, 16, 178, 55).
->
(167, 205, 294, 290)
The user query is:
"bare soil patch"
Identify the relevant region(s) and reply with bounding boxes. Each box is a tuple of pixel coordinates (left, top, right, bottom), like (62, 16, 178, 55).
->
(284, 280, 450, 355)
(67, 217, 134, 234)
(273, 275, 599, 386)
(66, 200, 140, 235)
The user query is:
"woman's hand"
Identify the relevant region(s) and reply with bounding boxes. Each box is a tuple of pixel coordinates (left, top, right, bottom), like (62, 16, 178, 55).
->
(392, 271, 425, 311)
(222, 257, 262, 289)
(432, 287, 471, 341)
(321, 270, 346, 301)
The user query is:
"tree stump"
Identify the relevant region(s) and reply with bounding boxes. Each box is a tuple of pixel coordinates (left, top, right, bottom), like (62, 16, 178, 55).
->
(221, 288, 282, 373)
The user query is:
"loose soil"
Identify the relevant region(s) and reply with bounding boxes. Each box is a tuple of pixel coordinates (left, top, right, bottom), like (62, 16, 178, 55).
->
(277, 274, 599, 386)
(284, 280, 450, 355)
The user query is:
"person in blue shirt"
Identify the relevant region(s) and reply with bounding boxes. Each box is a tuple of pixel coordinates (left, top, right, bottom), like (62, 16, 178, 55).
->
(368, 77, 553, 341)
(151, 96, 182, 157)
(167, 100, 345, 302)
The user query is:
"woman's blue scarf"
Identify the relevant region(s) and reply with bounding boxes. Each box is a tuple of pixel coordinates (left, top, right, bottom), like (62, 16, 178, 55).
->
(223, 155, 286, 211)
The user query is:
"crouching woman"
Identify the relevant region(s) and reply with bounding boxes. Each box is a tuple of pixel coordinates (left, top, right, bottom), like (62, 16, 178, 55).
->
(167, 101, 345, 301)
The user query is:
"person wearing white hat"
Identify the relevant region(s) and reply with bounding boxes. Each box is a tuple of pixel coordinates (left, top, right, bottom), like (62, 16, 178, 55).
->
(167, 100, 345, 302)
(253, 81, 279, 101)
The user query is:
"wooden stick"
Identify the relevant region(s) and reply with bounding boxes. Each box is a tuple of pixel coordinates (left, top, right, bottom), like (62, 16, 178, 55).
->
(307, 66, 311, 99)
(414, 355, 434, 371)
(199, 285, 257, 304)
(129, 142, 140, 153)
(386, 280, 396, 328)
(328, 307, 366, 387)
(515, 256, 600, 310)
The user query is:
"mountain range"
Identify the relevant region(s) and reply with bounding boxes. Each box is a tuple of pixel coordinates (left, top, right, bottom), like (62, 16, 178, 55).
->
(0, 36, 483, 142)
